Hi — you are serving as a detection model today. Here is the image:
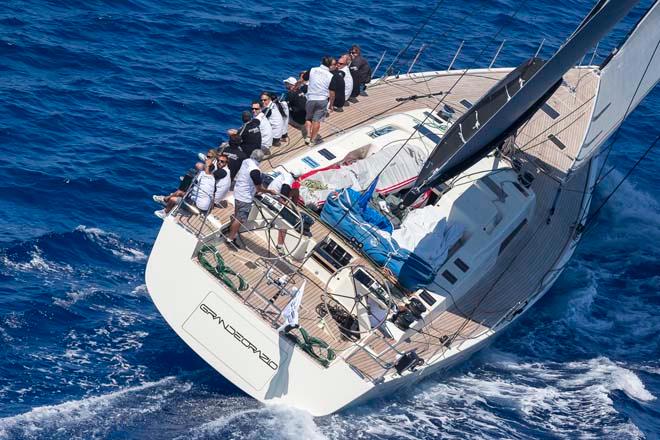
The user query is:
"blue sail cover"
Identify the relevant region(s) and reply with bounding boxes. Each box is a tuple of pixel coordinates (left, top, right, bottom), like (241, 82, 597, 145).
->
(320, 188, 434, 290)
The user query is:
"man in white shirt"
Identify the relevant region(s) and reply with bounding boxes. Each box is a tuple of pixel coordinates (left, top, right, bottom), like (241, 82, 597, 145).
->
(226, 149, 273, 249)
(153, 158, 215, 218)
(302, 56, 334, 145)
(251, 101, 272, 151)
(338, 55, 353, 102)
(213, 154, 231, 207)
(267, 170, 295, 254)
(260, 93, 284, 147)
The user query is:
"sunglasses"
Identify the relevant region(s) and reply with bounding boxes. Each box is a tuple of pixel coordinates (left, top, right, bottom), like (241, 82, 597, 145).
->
(219, 160, 227, 164)
(251, 107, 260, 111)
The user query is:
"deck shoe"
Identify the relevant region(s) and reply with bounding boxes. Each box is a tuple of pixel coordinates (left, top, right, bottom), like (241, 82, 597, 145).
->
(348, 97, 359, 103)
(154, 209, 166, 219)
(304, 137, 311, 145)
(152, 195, 166, 205)
(225, 239, 240, 251)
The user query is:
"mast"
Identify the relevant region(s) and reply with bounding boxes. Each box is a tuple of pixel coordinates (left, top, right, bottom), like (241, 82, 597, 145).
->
(401, 0, 640, 207)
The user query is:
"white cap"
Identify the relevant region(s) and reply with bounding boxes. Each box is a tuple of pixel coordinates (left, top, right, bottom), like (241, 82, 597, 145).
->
(283, 76, 297, 86)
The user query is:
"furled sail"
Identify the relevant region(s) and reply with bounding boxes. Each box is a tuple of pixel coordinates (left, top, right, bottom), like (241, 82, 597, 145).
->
(572, 0, 660, 170)
(402, 0, 640, 207)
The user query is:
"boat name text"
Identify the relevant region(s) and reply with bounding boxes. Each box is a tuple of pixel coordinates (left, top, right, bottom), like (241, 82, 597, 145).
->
(199, 303, 278, 370)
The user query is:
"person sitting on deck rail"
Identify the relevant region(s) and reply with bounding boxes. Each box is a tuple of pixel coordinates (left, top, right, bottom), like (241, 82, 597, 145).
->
(238, 110, 261, 157)
(219, 129, 247, 180)
(302, 56, 334, 145)
(213, 153, 232, 208)
(348, 45, 371, 100)
(283, 76, 307, 127)
(328, 58, 346, 112)
(225, 149, 274, 250)
(251, 100, 273, 152)
(152, 157, 216, 219)
(260, 92, 285, 147)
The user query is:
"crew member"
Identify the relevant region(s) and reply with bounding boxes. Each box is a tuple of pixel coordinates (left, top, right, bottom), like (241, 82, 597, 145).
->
(226, 149, 272, 249)
(303, 56, 334, 145)
(252, 100, 273, 152)
(238, 110, 261, 157)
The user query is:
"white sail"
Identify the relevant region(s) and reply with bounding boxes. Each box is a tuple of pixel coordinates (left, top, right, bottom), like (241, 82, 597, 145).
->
(573, 1, 660, 169)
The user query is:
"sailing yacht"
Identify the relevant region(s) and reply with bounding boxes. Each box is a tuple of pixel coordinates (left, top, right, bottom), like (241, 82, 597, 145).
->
(145, 1, 660, 416)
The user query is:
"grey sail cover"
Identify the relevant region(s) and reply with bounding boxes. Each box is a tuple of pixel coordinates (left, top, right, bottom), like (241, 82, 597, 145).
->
(402, 0, 639, 206)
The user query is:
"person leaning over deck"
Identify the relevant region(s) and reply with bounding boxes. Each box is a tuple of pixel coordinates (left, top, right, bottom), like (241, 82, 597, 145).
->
(213, 153, 232, 208)
(251, 100, 273, 152)
(348, 44, 371, 100)
(238, 110, 261, 157)
(226, 149, 274, 250)
(338, 54, 353, 103)
(260, 92, 285, 147)
(328, 59, 346, 112)
(302, 56, 334, 145)
(283, 76, 307, 127)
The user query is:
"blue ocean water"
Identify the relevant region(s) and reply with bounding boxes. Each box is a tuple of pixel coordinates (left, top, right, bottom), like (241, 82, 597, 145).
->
(0, 0, 658, 438)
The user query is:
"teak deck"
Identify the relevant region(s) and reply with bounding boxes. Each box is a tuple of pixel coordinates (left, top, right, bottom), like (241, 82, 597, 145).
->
(174, 67, 598, 380)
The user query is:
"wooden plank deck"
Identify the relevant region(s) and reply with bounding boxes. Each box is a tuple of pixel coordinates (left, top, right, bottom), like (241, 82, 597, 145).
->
(172, 67, 599, 379)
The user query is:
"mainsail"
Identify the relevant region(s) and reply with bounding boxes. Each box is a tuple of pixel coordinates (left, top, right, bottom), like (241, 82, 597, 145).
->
(572, 0, 660, 170)
(402, 0, 640, 207)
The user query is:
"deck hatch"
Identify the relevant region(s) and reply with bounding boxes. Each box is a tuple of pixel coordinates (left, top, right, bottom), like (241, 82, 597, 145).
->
(301, 156, 320, 168)
(423, 111, 446, 125)
(541, 103, 560, 119)
(460, 99, 473, 109)
(454, 258, 469, 272)
(317, 148, 336, 160)
(547, 134, 567, 150)
(415, 124, 442, 143)
(442, 270, 458, 284)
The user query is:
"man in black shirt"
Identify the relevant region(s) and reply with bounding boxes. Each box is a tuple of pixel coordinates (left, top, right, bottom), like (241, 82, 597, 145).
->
(219, 132, 247, 180)
(238, 110, 261, 156)
(329, 60, 346, 112)
(283, 76, 307, 127)
(349, 44, 372, 99)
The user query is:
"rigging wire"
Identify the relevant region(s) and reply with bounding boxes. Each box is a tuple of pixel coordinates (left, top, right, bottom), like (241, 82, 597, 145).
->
(382, 0, 446, 77)
(580, 134, 659, 234)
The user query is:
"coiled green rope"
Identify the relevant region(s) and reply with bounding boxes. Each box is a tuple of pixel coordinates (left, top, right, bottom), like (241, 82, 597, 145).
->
(198, 244, 248, 294)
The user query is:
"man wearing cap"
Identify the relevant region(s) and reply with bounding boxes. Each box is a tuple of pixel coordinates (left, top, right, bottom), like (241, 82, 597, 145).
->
(283, 76, 307, 127)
